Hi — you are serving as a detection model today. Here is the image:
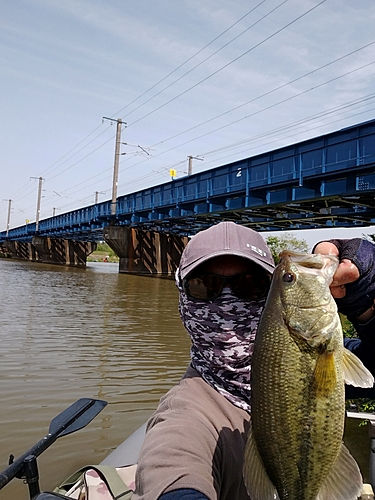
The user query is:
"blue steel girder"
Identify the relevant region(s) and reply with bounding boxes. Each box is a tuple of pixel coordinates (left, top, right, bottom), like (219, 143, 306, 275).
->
(1, 118, 375, 242)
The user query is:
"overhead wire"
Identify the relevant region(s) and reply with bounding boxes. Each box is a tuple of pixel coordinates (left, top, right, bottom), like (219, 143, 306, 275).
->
(203, 94, 375, 157)
(22, 0, 327, 188)
(119, 98, 375, 189)
(120, 0, 288, 120)
(39, 122, 106, 178)
(111, 0, 268, 117)
(13, 1, 274, 196)
(198, 98, 375, 168)
(144, 40, 375, 151)
(114, 58, 375, 175)
(127, 0, 326, 128)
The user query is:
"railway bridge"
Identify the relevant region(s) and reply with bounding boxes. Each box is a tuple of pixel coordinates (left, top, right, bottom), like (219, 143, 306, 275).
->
(1, 118, 375, 274)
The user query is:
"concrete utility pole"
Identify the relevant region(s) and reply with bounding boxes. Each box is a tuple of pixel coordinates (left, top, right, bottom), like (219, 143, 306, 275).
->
(103, 117, 126, 216)
(3, 199, 12, 236)
(31, 176, 44, 232)
(187, 155, 204, 175)
(95, 191, 106, 204)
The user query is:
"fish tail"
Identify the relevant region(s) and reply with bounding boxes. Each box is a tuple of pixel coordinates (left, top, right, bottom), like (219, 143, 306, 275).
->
(313, 350, 336, 397)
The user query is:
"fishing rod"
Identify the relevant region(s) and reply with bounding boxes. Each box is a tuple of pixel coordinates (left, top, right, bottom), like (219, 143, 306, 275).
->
(0, 398, 107, 499)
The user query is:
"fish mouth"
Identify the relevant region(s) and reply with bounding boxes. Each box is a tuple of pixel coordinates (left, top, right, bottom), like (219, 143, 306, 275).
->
(281, 250, 339, 284)
(277, 251, 340, 347)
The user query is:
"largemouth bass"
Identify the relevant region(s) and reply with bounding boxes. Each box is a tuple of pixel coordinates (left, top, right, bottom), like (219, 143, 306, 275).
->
(244, 251, 374, 500)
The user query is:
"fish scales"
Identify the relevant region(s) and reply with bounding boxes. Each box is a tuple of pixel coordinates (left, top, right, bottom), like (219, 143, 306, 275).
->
(243, 251, 373, 500)
(252, 308, 344, 499)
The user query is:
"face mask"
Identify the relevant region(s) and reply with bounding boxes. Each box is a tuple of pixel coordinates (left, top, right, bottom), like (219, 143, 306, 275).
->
(178, 288, 265, 412)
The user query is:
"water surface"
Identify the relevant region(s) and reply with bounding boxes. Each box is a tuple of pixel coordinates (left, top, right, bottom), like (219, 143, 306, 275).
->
(0, 260, 190, 499)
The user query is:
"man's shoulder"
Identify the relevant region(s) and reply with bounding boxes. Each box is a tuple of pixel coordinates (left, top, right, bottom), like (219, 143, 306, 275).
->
(153, 366, 249, 427)
(161, 366, 216, 407)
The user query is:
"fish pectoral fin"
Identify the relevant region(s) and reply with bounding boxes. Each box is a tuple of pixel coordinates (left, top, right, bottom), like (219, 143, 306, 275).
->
(313, 350, 336, 397)
(243, 423, 279, 500)
(343, 348, 374, 387)
(316, 443, 362, 500)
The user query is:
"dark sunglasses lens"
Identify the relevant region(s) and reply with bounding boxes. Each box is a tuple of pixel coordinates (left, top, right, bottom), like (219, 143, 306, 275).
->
(231, 274, 270, 300)
(185, 273, 270, 300)
(185, 275, 223, 299)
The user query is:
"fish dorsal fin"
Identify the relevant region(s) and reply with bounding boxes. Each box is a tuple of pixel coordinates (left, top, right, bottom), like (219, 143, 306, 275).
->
(343, 348, 374, 387)
(313, 350, 336, 397)
(316, 443, 362, 500)
(243, 423, 279, 500)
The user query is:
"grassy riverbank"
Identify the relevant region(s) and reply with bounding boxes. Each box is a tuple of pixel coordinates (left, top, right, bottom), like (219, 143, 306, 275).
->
(88, 242, 119, 263)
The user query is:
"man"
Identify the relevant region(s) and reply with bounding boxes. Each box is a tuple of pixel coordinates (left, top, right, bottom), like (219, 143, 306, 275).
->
(134, 222, 274, 499)
(134, 223, 375, 499)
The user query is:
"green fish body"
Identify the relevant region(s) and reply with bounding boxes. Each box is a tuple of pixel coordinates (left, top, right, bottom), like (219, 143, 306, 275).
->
(244, 251, 374, 500)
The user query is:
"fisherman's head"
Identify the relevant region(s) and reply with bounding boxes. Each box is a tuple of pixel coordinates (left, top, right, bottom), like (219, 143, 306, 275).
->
(177, 221, 274, 301)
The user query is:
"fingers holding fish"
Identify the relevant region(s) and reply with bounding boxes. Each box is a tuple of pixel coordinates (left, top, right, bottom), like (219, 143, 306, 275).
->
(313, 241, 360, 299)
(313, 239, 375, 320)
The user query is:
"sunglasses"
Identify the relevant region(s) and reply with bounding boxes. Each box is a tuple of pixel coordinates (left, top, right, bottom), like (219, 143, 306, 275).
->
(182, 272, 271, 300)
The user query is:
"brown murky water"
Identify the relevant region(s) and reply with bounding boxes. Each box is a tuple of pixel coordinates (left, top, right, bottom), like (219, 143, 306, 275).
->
(0, 259, 190, 499)
(0, 259, 371, 499)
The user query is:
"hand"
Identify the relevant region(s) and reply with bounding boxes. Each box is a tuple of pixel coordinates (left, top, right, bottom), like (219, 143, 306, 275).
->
(313, 239, 375, 322)
(313, 242, 360, 298)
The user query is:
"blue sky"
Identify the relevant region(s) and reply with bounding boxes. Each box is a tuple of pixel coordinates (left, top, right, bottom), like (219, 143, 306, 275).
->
(1, 0, 375, 242)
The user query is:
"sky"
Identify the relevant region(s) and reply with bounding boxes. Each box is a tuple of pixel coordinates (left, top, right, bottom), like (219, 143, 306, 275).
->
(1, 0, 375, 245)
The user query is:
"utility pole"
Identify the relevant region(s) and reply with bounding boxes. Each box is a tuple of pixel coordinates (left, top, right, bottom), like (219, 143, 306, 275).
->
(187, 155, 204, 175)
(2, 199, 12, 236)
(6, 199, 11, 236)
(103, 117, 126, 216)
(95, 191, 106, 204)
(31, 176, 44, 232)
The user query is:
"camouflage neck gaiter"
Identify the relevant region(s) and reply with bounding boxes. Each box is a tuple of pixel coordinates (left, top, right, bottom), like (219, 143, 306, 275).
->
(178, 288, 265, 413)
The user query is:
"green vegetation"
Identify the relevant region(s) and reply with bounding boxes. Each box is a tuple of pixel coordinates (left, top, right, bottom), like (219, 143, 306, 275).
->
(266, 233, 309, 264)
(88, 242, 119, 263)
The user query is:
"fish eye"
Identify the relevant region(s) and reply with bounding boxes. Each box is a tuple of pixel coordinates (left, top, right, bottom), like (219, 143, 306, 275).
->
(282, 272, 295, 283)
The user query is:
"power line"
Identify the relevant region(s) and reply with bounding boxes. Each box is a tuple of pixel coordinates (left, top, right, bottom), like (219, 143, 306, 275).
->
(6, 0, 325, 198)
(22, 3, 274, 187)
(114, 59, 375, 175)
(10, 54, 375, 221)
(127, 0, 326, 128)
(120, 0, 285, 120)
(40, 122, 106, 177)
(145, 40, 375, 151)
(111, 1, 268, 117)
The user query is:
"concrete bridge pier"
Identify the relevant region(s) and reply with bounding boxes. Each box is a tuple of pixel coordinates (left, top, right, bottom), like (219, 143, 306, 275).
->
(3, 238, 96, 266)
(3, 240, 38, 261)
(104, 226, 188, 275)
(32, 237, 97, 266)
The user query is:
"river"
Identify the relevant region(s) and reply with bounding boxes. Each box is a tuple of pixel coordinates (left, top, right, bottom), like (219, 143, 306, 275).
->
(0, 259, 190, 499)
(0, 259, 371, 500)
